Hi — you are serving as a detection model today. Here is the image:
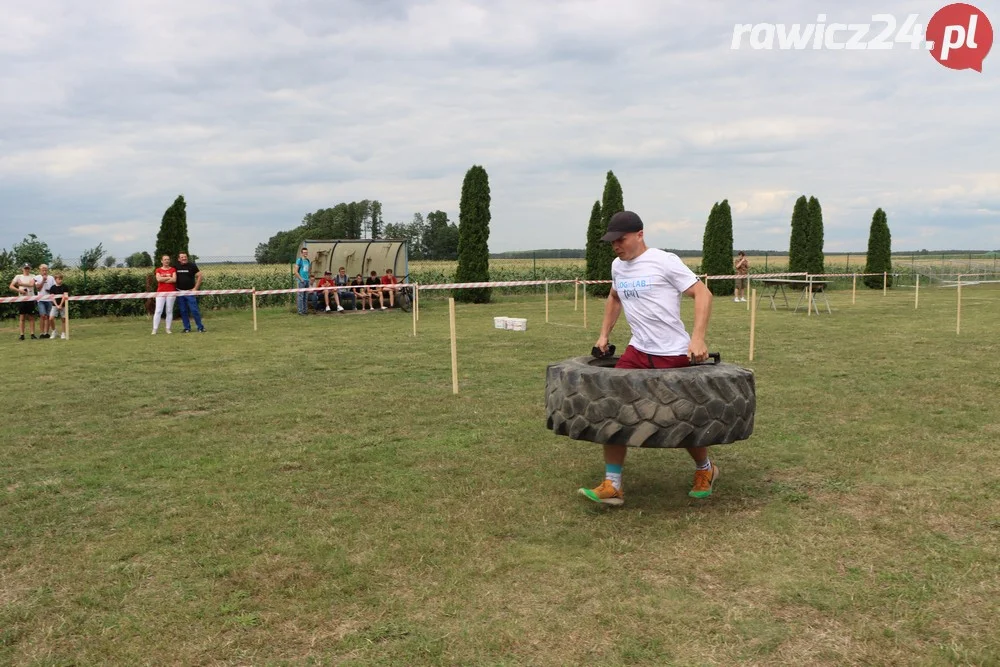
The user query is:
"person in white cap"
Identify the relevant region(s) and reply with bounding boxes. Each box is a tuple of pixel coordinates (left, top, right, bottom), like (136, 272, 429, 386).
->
(9, 263, 39, 340)
(579, 211, 718, 506)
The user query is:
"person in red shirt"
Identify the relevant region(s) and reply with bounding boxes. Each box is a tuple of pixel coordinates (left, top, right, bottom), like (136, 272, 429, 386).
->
(152, 254, 177, 334)
(316, 271, 345, 312)
(380, 268, 398, 308)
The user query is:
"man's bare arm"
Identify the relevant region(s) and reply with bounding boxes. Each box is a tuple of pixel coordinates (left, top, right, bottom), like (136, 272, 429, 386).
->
(683, 280, 713, 362)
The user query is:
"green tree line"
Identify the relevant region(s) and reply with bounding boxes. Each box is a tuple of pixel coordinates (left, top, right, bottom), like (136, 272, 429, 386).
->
(254, 200, 385, 264)
(384, 211, 460, 261)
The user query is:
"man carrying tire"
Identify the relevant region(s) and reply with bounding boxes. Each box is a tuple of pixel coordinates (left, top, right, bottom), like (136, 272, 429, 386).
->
(580, 211, 716, 506)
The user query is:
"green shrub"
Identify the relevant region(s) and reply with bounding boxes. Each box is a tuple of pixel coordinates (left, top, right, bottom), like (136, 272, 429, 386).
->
(0, 268, 297, 320)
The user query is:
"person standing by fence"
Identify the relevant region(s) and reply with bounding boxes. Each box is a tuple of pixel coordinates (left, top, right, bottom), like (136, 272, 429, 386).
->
(9, 263, 38, 340)
(295, 248, 311, 315)
(174, 252, 206, 333)
(734, 251, 749, 303)
(152, 254, 177, 335)
(35, 264, 56, 338)
(47, 274, 69, 340)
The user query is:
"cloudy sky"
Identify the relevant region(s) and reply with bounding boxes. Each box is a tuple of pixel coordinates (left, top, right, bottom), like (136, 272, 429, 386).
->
(1, 0, 996, 261)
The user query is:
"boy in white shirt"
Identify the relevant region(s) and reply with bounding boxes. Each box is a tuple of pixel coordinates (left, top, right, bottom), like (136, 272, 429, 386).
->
(581, 211, 718, 506)
(35, 264, 56, 338)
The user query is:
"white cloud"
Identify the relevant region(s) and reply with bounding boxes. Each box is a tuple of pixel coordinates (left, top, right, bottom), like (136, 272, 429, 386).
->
(68, 222, 150, 243)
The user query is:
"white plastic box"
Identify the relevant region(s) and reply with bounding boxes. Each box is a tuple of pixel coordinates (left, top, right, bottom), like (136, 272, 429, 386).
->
(494, 316, 508, 329)
(506, 317, 528, 331)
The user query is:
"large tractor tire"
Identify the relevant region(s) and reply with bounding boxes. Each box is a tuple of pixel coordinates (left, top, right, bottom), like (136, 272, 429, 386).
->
(545, 356, 755, 448)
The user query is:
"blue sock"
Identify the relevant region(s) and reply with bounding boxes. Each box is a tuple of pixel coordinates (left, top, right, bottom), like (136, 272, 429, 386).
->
(605, 463, 623, 490)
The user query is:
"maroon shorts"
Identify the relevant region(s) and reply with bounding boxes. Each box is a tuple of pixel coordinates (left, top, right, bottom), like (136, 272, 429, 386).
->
(615, 345, 690, 370)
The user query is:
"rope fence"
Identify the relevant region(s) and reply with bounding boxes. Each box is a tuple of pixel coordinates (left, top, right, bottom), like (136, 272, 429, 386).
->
(3, 272, 994, 355)
(3, 272, 996, 393)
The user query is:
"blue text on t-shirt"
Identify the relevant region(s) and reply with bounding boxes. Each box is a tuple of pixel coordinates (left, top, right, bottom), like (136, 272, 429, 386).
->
(616, 276, 653, 300)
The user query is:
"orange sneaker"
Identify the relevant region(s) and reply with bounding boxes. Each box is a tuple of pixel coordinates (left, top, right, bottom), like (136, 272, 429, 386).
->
(578, 479, 624, 506)
(689, 463, 720, 499)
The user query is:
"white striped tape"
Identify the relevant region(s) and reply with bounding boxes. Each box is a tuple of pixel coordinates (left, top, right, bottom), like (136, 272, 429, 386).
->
(0, 272, 937, 305)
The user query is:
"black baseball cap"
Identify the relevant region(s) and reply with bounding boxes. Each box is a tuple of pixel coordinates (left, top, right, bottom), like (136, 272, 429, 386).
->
(601, 211, 643, 242)
(324, 270, 332, 275)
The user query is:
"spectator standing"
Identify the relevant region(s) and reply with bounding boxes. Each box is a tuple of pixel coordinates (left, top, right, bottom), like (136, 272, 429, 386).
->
(295, 248, 311, 315)
(152, 254, 177, 334)
(174, 252, 206, 333)
(734, 251, 750, 303)
(9, 263, 38, 340)
(47, 274, 69, 340)
(35, 264, 56, 338)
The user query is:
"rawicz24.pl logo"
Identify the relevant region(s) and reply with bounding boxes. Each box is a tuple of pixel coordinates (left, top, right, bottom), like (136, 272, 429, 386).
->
(730, 3, 994, 71)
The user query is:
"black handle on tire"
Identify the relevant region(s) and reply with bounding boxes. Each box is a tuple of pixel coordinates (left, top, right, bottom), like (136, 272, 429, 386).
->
(591, 344, 616, 359)
(692, 352, 721, 365)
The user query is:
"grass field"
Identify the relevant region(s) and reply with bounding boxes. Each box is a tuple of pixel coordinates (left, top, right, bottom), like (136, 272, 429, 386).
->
(2, 284, 999, 664)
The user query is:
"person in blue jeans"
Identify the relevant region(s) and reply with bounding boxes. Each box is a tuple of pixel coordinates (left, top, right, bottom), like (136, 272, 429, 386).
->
(174, 252, 206, 332)
(295, 247, 311, 314)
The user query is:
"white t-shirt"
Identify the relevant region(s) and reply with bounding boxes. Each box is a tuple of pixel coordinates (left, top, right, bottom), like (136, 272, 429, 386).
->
(12, 274, 36, 296)
(612, 248, 699, 356)
(36, 275, 56, 295)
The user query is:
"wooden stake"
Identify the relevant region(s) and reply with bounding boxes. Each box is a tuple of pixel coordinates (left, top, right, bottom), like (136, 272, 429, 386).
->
(915, 274, 920, 309)
(252, 288, 258, 331)
(883, 271, 887, 296)
(65, 296, 71, 341)
(583, 283, 588, 329)
(449, 297, 459, 394)
(415, 283, 420, 322)
(956, 275, 962, 335)
(574, 280, 579, 312)
(852, 274, 857, 305)
(807, 276, 813, 317)
(749, 288, 757, 361)
(545, 280, 549, 323)
(412, 286, 417, 336)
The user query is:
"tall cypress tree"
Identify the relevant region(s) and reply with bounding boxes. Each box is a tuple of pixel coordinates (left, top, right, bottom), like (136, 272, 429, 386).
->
(584, 200, 603, 295)
(788, 195, 810, 274)
(454, 165, 492, 303)
(701, 199, 735, 295)
(807, 196, 825, 275)
(589, 171, 623, 297)
(155, 195, 190, 262)
(864, 208, 893, 288)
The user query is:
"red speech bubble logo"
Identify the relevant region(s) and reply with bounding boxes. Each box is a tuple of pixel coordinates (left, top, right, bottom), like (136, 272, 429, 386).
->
(927, 3, 993, 71)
